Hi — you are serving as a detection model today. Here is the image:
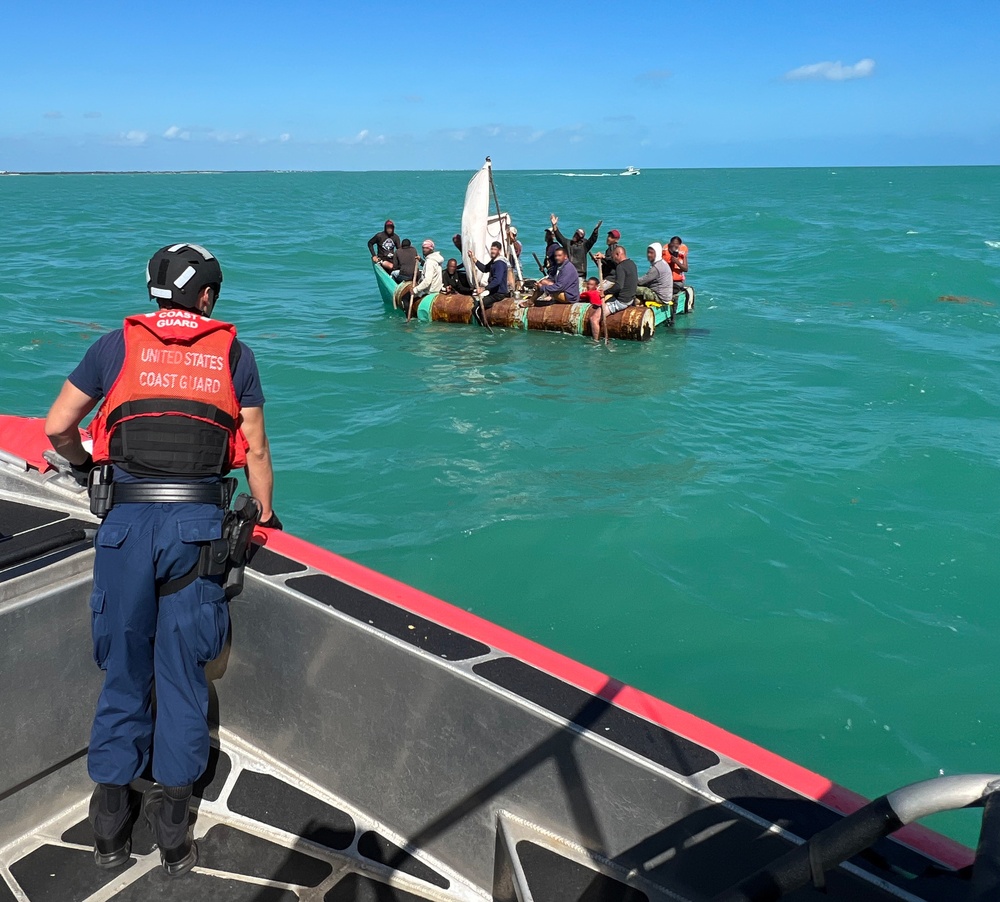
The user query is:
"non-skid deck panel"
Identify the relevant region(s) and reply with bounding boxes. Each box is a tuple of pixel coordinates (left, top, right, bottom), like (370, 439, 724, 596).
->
(247, 545, 308, 576)
(9, 844, 135, 902)
(0, 519, 90, 571)
(0, 498, 68, 536)
(708, 768, 969, 902)
(325, 873, 435, 902)
(227, 769, 355, 851)
(198, 823, 333, 886)
(516, 841, 649, 902)
(473, 657, 720, 777)
(358, 831, 450, 889)
(110, 868, 299, 902)
(6, 745, 465, 902)
(287, 573, 490, 661)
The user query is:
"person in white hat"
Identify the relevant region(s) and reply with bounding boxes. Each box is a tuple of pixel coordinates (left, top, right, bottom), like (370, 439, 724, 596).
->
(413, 239, 444, 299)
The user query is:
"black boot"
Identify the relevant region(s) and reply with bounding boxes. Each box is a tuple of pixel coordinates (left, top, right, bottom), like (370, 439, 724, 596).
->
(144, 784, 198, 877)
(89, 783, 135, 869)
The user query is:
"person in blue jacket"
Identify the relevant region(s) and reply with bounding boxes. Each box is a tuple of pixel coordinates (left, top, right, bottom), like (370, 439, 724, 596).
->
(526, 245, 581, 305)
(468, 242, 510, 325)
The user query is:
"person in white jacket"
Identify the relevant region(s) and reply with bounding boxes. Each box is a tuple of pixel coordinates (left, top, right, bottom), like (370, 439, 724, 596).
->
(413, 240, 444, 298)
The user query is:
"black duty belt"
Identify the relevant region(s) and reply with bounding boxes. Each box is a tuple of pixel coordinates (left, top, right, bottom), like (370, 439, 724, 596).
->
(109, 482, 230, 506)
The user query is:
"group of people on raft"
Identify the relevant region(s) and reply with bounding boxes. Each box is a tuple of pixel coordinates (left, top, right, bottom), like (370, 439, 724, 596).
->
(367, 214, 690, 341)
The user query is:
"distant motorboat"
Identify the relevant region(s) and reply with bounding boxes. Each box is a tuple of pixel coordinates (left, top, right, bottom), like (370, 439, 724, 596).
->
(620, 166, 640, 176)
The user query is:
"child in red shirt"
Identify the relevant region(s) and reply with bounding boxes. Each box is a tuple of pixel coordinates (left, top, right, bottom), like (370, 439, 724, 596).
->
(582, 277, 607, 344)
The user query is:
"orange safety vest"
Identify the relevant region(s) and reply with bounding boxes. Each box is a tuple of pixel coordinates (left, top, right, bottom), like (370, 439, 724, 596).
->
(90, 310, 247, 476)
(662, 243, 688, 281)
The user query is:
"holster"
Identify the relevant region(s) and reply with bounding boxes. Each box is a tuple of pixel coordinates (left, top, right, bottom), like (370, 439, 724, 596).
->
(221, 493, 262, 599)
(88, 465, 115, 519)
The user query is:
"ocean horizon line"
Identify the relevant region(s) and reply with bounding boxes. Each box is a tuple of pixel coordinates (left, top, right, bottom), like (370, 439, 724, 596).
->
(3, 163, 999, 177)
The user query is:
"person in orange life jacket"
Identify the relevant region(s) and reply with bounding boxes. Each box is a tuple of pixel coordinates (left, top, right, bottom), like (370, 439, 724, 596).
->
(45, 244, 279, 878)
(663, 235, 689, 298)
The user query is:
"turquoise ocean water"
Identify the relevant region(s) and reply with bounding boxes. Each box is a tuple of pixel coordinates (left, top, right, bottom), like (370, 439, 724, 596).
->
(2, 167, 999, 845)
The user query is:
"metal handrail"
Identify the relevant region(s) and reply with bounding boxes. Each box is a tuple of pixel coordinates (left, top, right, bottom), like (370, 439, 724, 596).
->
(714, 773, 1000, 902)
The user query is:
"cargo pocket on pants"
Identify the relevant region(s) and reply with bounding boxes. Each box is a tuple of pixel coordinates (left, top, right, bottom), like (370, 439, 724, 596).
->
(90, 587, 111, 669)
(196, 579, 230, 665)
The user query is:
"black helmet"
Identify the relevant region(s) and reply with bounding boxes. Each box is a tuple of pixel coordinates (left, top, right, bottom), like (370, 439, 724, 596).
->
(146, 243, 223, 308)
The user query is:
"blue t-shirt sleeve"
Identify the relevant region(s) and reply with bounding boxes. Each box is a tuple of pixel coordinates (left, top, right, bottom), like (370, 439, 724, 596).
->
(67, 330, 125, 399)
(233, 340, 265, 408)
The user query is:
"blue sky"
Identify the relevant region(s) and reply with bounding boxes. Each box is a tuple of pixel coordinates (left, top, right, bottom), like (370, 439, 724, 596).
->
(2, 0, 997, 171)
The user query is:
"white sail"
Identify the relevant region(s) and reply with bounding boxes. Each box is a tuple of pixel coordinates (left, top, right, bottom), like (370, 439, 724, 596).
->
(461, 161, 492, 290)
(462, 158, 522, 290)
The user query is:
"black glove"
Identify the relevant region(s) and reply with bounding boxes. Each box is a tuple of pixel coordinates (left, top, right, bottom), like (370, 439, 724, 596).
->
(69, 453, 95, 487)
(259, 512, 283, 530)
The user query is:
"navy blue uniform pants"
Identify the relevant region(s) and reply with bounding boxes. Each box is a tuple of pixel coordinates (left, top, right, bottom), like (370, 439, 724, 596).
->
(88, 501, 229, 787)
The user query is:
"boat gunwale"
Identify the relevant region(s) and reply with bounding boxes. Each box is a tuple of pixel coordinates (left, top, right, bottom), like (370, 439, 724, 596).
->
(254, 527, 974, 872)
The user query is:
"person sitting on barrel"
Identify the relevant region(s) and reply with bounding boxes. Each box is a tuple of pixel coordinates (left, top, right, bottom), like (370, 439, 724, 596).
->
(524, 246, 580, 306)
(468, 241, 510, 326)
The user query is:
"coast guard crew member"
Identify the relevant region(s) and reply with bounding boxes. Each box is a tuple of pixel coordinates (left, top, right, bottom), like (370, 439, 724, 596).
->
(45, 244, 280, 877)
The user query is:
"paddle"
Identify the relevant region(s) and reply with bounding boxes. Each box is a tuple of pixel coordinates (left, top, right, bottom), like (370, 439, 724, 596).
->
(406, 254, 419, 322)
(532, 252, 546, 277)
(466, 251, 495, 335)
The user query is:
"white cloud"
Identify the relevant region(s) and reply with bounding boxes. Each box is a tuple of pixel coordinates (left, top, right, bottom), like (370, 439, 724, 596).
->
(119, 130, 148, 145)
(783, 58, 876, 82)
(338, 129, 385, 146)
(163, 125, 191, 141)
(279, 133, 291, 143)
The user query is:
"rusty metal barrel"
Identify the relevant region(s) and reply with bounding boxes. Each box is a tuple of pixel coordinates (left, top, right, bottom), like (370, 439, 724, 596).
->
(424, 294, 475, 324)
(521, 302, 589, 335)
(604, 305, 656, 341)
(406, 290, 657, 341)
(483, 299, 527, 329)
